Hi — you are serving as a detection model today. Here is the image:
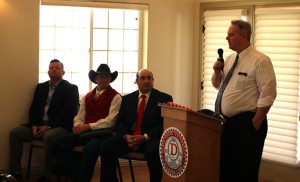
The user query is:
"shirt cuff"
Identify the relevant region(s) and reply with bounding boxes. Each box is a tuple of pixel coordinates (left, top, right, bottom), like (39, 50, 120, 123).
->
(144, 133, 150, 141)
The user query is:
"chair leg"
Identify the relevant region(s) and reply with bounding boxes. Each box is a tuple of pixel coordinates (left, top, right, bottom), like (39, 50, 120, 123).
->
(56, 175, 61, 182)
(128, 159, 135, 182)
(100, 161, 103, 182)
(116, 159, 123, 182)
(27, 145, 34, 180)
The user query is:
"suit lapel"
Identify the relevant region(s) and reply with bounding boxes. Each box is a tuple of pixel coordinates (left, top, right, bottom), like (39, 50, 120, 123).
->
(133, 91, 139, 112)
(48, 80, 64, 111)
(40, 82, 50, 107)
(143, 89, 157, 119)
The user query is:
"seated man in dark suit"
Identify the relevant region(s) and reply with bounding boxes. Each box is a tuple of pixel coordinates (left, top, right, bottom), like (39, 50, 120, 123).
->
(51, 64, 122, 182)
(8, 59, 79, 182)
(101, 69, 173, 182)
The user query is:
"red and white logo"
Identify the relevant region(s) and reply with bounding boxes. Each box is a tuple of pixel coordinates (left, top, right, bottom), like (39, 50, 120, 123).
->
(159, 127, 188, 178)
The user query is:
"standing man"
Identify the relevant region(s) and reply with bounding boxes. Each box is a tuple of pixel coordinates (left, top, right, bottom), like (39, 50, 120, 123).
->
(212, 20, 277, 182)
(101, 69, 173, 182)
(51, 64, 122, 182)
(9, 59, 79, 182)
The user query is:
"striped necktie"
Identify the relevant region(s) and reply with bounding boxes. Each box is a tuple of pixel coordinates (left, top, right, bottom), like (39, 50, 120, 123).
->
(215, 54, 239, 116)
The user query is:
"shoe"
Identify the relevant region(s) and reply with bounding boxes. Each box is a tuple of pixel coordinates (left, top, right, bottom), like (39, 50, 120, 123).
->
(1, 173, 18, 182)
(36, 176, 51, 182)
(8, 172, 22, 180)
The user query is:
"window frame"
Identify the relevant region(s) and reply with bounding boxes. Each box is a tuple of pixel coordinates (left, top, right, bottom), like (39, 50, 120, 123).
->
(39, 0, 149, 97)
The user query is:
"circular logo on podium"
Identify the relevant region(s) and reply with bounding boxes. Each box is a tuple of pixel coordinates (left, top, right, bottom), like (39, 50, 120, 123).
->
(159, 127, 188, 178)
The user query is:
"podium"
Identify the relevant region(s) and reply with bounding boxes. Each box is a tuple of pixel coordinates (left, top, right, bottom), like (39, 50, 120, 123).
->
(160, 106, 223, 182)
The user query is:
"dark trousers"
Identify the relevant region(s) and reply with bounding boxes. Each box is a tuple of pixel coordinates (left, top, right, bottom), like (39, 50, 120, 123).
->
(101, 135, 162, 182)
(220, 112, 267, 182)
(51, 133, 106, 182)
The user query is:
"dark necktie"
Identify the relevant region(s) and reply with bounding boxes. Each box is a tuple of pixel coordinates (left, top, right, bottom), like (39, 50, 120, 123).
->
(215, 54, 239, 115)
(133, 95, 146, 135)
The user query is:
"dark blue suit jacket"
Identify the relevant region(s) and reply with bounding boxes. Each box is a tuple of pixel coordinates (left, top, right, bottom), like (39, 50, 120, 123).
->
(115, 89, 173, 139)
(28, 79, 79, 132)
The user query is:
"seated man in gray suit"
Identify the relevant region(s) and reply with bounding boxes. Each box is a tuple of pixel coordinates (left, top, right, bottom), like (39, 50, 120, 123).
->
(8, 59, 79, 182)
(101, 69, 173, 182)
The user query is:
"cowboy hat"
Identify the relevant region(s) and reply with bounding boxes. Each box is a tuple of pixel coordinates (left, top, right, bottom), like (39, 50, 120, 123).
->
(88, 64, 118, 84)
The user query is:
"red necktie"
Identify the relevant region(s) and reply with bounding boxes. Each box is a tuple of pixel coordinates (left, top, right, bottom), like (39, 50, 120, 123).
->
(133, 95, 146, 135)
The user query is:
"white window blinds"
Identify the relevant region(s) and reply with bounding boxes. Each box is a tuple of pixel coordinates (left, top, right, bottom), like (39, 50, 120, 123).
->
(201, 6, 300, 166)
(201, 9, 246, 111)
(255, 6, 300, 166)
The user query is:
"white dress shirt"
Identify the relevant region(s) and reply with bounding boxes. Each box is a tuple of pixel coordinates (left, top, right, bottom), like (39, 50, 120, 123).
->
(221, 46, 277, 117)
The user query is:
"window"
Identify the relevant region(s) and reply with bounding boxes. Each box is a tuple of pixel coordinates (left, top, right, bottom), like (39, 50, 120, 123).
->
(255, 6, 300, 166)
(201, 9, 247, 111)
(39, 2, 147, 96)
(200, 4, 300, 166)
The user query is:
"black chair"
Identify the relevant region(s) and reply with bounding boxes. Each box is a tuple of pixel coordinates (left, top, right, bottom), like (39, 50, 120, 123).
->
(117, 151, 146, 182)
(26, 140, 85, 181)
(26, 139, 44, 180)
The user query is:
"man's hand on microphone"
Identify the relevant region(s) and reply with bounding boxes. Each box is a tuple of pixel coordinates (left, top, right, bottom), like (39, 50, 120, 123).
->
(212, 58, 224, 88)
(213, 58, 224, 73)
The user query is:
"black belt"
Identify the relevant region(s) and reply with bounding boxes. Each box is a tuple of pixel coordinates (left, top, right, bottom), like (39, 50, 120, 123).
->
(223, 111, 256, 122)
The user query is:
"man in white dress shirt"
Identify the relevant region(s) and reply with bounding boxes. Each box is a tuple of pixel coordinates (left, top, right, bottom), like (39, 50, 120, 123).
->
(212, 20, 277, 182)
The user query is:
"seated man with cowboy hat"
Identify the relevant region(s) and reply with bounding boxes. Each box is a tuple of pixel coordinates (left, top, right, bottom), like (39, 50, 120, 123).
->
(51, 64, 122, 182)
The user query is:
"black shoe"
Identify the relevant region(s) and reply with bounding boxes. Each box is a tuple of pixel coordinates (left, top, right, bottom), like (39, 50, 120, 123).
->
(36, 176, 51, 182)
(8, 172, 22, 180)
(1, 173, 18, 182)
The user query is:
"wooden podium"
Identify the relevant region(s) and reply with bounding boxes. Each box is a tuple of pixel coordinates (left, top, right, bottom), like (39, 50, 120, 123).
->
(160, 106, 223, 182)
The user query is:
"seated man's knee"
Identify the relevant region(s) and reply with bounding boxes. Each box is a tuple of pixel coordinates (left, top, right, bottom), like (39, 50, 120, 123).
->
(101, 135, 117, 155)
(9, 126, 30, 140)
(51, 137, 65, 155)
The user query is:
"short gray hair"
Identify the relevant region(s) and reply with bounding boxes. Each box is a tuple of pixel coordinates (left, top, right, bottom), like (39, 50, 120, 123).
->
(231, 20, 252, 41)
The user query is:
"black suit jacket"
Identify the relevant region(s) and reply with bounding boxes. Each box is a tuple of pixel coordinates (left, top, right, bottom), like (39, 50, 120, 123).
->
(115, 89, 173, 139)
(28, 79, 79, 132)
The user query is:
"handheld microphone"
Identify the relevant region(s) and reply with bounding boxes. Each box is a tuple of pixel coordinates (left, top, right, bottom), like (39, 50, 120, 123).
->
(218, 48, 224, 63)
(217, 48, 224, 71)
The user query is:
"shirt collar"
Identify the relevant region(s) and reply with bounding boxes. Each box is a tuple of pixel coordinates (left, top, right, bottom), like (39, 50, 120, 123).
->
(238, 45, 253, 60)
(96, 87, 106, 96)
(49, 79, 62, 89)
(139, 91, 151, 99)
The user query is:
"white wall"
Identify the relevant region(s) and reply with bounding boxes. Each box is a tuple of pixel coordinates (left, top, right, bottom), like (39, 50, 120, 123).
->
(0, 0, 39, 170)
(147, 0, 194, 107)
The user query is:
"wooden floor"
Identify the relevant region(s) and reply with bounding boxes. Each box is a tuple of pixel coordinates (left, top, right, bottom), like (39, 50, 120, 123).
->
(22, 162, 150, 182)
(23, 162, 275, 182)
